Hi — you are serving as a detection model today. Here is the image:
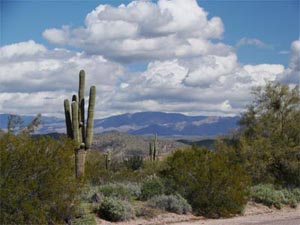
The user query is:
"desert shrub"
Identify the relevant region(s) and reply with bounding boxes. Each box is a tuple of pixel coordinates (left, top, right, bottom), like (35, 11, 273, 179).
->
(122, 182, 141, 199)
(292, 188, 300, 202)
(140, 175, 164, 200)
(124, 156, 144, 171)
(250, 184, 284, 209)
(85, 151, 112, 185)
(79, 185, 101, 202)
(135, 206, 161, 219)
(148, 194, 192, 214)
(79, 185, 111, 205)
(250, 184, 299, 209)
(71, 203, 96, 225)
(98, 183, 140, 200)
(161, 146, 250, 218)
(0, 133, 79, 225)
(97, 197, 134, 222)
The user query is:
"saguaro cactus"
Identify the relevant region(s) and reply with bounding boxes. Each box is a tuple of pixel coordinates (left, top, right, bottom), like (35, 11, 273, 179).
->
(149, 143, 153, 160)
(64, 70, 96, 178)
(153, 134, 158, 161)
(105, 149, 112, 170)
(149, 134, 159, 161)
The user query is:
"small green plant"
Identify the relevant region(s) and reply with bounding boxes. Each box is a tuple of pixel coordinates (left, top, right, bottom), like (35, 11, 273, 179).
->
(250, 184, 299, 209)
(79, 185, 103, 203)
(85, 151, 112, 185)
(97, 197, 134, 222)
(140, 175, 164, 200)
(71, 203, 96, 225)
(292, 188, 300, 202)
(124, 155, 144, 170)
(122, 183, 142, 199)
(148, 194, 192, 214)
(98, 183, 140, 201)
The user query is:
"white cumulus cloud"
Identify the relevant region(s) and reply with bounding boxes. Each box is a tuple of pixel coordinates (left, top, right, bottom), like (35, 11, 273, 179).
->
(277, 39, 300, 84)
(43, 0, 225, 62)
(0, 40, 126, 118)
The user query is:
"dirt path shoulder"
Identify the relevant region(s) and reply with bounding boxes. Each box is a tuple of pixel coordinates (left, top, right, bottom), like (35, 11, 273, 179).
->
(97, 202, 300, 225)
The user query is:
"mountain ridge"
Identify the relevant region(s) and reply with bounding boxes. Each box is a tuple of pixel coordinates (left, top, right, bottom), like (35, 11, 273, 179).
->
(0, 111, 239, 136)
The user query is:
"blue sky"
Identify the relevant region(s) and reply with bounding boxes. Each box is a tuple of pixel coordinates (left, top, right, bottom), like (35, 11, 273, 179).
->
(0, 0, 299, 117)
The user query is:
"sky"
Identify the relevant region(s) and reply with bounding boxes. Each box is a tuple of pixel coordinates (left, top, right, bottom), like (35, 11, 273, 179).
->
(0, 0, 299, 118)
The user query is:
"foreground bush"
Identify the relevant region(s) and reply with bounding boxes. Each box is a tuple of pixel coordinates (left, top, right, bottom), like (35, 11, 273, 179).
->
(148, 194, 192, 214)
(0, 134, 79, 225)
(140, 175, 164, 200)
(250, 184, 300, 208)
(162, 146, 250, 218)
(97, 197, 134, 222)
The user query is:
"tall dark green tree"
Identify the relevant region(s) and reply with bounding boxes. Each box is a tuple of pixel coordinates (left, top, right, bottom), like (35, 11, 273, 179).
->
(238, 82, 300, 186)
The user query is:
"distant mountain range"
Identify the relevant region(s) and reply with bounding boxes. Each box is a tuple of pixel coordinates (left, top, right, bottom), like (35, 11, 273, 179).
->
(0, 112, 240, 137)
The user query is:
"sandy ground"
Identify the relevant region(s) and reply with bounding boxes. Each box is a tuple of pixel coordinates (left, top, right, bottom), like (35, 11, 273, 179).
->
(96, 202, 300, 225)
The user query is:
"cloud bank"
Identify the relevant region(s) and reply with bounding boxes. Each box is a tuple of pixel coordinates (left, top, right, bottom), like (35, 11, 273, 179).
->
(1, 0, 299, 118)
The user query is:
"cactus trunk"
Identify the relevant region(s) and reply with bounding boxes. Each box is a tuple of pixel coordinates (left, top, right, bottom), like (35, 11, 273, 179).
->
(75, 148, 86, 178)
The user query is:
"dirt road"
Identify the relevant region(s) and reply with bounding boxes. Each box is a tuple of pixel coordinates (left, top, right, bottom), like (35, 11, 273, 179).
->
(97, 203, 300, 225)
(172, 204, 300, 225)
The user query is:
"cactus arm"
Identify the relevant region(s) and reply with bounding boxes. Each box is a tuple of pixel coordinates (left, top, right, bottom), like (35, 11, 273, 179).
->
(78, 70, 85, 143)
(64, 99, 73, 138)
(85, 85, 96, 150)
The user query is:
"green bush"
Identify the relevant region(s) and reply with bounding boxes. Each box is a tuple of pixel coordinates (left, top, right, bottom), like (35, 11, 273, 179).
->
(85, 151, 112, 185)
(71, 203, 96, 225)
(292, 188, 300, 202)
(0, 134, 79, 225)
(161, 146, 250, 218)
(124, 156, 144, 171)
(250, 184, 299, 209)
(97, 197, 134, 222)
(238, 82, 300, 187)
(250, 184, 284, 209)
(140, 175, 164, 200)
(80, 185, 101, 202)
(98, 183, 140, 200)
(122, 182, 141, 199)
(148, 194, 192, 214)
